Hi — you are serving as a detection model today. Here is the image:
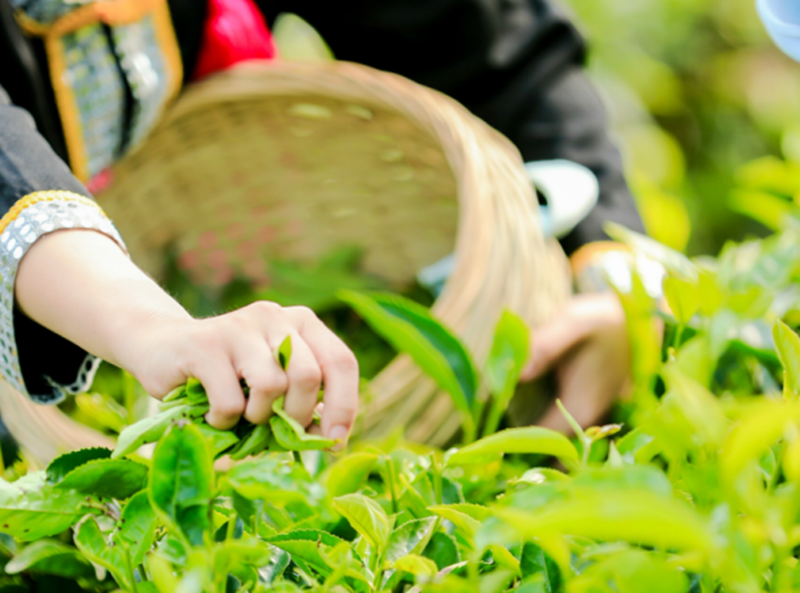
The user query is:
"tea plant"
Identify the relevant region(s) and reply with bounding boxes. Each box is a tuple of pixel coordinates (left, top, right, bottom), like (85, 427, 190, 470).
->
(4, 224, 800, 592)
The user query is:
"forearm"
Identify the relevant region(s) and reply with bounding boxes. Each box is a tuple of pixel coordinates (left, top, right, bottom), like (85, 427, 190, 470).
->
(13, 223, 359, 436)
(15, 229, 190, 372)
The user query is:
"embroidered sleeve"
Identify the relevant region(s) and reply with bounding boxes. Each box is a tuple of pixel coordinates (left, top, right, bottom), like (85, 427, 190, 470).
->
(0, 191, 126, 404)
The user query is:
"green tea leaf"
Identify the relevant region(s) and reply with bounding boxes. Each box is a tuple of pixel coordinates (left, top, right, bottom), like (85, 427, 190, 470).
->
(74, 517, 129, 587)
(663, 276, 700, 324)
(147, 553, 180, 593)
(5, 540, 93, 578)
(494, 490, 713, 553)
(447, 427, 578, 466)
(488, 544, 521, 574)
(663, 366, 729, 448)
(149, 422, 213, 546)
(258, 547, 290, 584)
(55, 458, 148, 500)
(229, 424, 272, 460)
(0, 482, 91, 541)
(673, 334, 715, 386)
(333, 493, 392, 551)
(774, 320, 800, 399)
(423, 532, 460, 570)
(428, 505, 482, 540)
(784, 431, 800, 484)
(214, 538, 272, 576)
(571, 466, 673, 497)
(393, 553, 438, 577)
(513, 468, 570, 486)
(385, 517, 438, 563)
(266, 529, 346, 548)
(399, 474, 433, 518)
(698, 271, 724, 316)
(185, 377, 209, 405)
(569, 549, 688, 593)
(272, 13, 335, 61)
(74, 393, 127, 433)
(721, 401, 800, 483)
(223, 456, 323, 505)
(271, 397, 335, 450)
(264, 530, 346, 575)
(162, 384, 186, 403)
(339, 291, 477, 415)
(516, 575, 550, 593)
(46, 448, 112, 484)
(436, 502, 490, 522)
(276, 335, 293, 371)
(520, 542, 560, 591)
(480, 569, 517, 593)
(729, 188, 797, 231)
(324, 452, 379, 498)
(194, 422, 240, 457)
(613, 272, 661, 409)
(154, 532, 187, 566)
(114, 491, 158, 566)
(485, 310, 529, 400)
(615, 430, 660, 463)
(113, 405, 189, 458)
(585, 424, 623, 442)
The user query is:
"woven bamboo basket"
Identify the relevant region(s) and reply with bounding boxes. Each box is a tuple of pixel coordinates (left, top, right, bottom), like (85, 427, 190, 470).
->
(2, 59, 571, 463)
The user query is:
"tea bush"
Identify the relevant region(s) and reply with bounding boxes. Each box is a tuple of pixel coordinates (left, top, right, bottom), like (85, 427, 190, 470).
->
(3, 218, 800, 592)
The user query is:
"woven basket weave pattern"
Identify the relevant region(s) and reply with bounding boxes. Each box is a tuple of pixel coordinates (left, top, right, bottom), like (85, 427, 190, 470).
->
(111, 94, 460, 288)
(0, 60, 571, 461)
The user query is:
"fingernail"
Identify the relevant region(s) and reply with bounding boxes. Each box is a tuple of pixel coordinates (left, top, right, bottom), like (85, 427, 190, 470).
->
(329, 425, 349, 452)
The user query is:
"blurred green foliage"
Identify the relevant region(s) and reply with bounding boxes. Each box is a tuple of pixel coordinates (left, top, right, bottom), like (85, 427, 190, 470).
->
(562, 0, 800, 255)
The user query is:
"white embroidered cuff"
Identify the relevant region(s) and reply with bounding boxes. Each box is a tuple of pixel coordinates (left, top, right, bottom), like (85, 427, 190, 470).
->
(0, 191, 126, 404)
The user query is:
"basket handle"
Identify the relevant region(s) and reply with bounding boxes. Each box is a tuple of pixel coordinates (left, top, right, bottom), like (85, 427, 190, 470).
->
(418, 160, 597, 295)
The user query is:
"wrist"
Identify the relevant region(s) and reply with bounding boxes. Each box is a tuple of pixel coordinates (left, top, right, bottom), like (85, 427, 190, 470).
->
(105, 301, 194, 380)
(18, 227, 193, 376)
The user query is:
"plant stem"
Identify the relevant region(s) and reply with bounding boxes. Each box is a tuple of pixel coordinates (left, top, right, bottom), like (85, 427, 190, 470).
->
(673, 323, 684, 351)
(123, 371, 137, 421)
(372, 563, 384, 592)
(772, 544, 792, 593)
(124, 547, 139, 593)
(431, 454, 443, 505)
(385, 457, 398, 514)
(581, 436, 592, 467)
(482, 396, 506, 439)
(461, 413, 477, 446)
(226, 515, 237, 541)
(467, 551, 480, 593)
(253, 502, 261, 537)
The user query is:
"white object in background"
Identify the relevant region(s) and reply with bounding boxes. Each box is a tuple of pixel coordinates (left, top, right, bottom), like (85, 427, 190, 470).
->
(417, 160, 599, 295)
(525, 159, 599, 239)
(757, 0, 800, 63)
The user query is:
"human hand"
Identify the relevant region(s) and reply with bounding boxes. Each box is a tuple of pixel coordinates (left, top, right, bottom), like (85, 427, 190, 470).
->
(128, 303, 359, 444)
(16, 229, 359, 446)
(519, 292, 631, 433)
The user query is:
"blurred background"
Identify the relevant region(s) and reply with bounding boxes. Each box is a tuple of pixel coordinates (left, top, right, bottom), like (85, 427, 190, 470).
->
(561, 0, 800, 255)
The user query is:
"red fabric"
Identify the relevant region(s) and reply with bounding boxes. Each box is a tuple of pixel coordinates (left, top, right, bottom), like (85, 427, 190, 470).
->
(192, 0, 276, 81)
